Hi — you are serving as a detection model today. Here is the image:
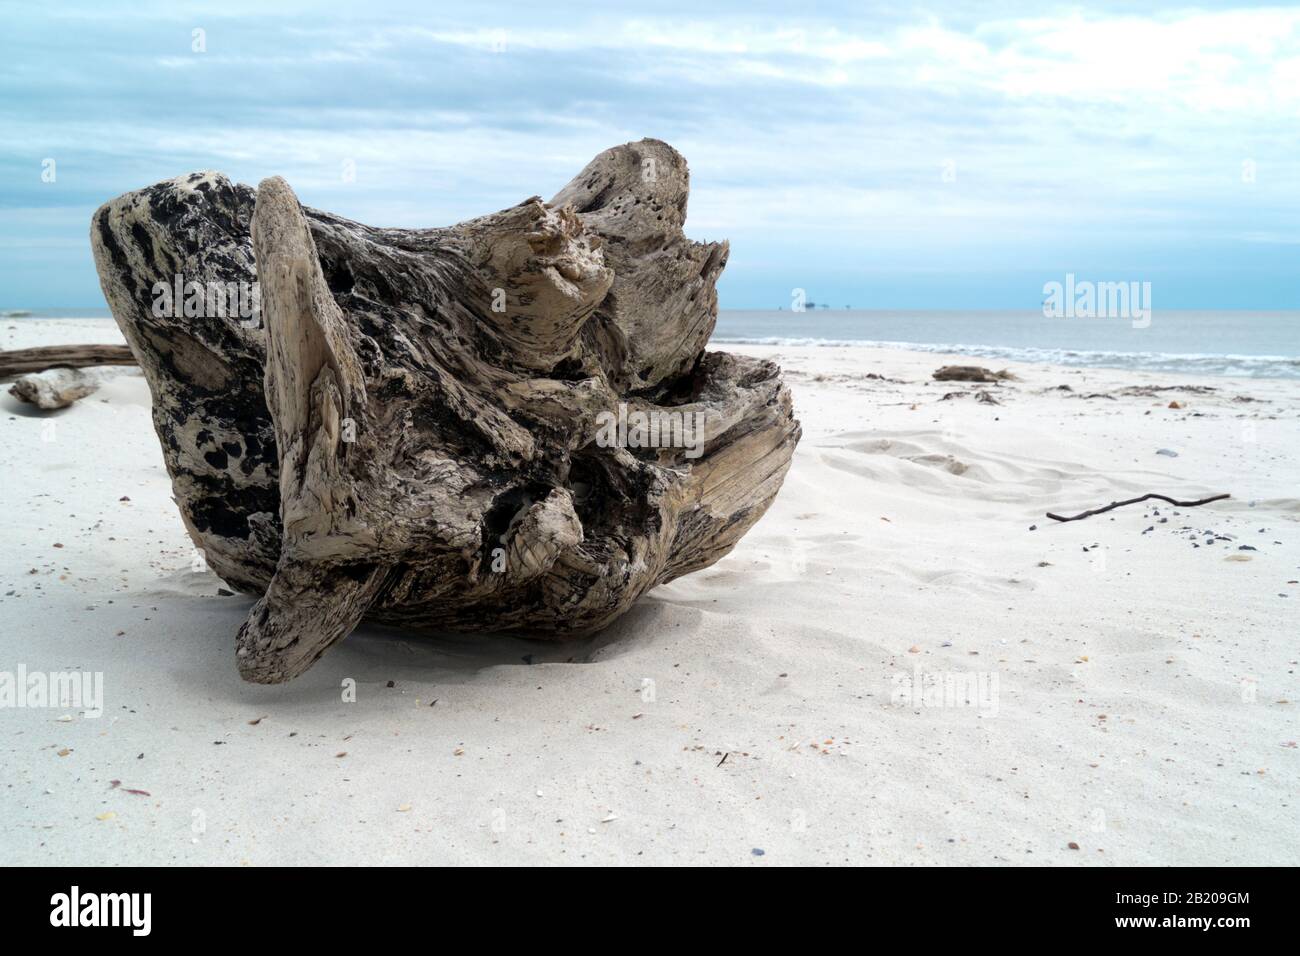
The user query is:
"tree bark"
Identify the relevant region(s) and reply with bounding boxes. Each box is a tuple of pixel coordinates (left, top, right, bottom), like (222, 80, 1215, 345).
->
(91, 139, 800, 683)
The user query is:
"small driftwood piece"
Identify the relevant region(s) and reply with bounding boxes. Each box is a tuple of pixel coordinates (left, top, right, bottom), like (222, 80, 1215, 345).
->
(1047, 493, 1230, 523)
(91, 139, 801, 683)
(935, 364, 1013, 382)
(0, 344, 136, 379)
(933, 365, 1015, 383)
(10, 367, 102, 409)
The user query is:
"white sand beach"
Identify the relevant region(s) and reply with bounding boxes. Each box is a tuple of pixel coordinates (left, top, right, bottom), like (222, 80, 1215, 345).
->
(2, 318, 1296, 866)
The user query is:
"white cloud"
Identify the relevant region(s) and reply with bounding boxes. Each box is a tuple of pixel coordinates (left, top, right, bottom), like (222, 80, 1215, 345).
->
(3, 2, 1297, 306)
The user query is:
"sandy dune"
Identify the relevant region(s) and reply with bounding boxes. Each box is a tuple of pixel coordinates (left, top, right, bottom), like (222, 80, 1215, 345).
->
(2, 319, 1296, 865)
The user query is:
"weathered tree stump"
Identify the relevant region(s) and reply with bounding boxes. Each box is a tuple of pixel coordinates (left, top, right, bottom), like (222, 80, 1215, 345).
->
(91, 139, 800, 683)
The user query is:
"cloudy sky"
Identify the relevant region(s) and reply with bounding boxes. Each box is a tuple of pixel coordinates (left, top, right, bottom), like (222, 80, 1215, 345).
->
(2, 1, 1297, 309)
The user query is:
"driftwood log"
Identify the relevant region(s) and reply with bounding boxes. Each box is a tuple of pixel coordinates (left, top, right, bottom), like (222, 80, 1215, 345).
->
(91, 139, 800, 683)
(932, 365, 1015, 383)
(0, 344, 136, 378)
(10, 367, 102, 409)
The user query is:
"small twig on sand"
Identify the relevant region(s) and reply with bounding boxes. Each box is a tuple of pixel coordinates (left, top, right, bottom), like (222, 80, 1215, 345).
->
(1047, 492, 1230, 523)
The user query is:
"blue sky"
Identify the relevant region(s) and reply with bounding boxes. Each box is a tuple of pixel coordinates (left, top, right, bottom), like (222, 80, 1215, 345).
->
(1, 1, 1297, 309)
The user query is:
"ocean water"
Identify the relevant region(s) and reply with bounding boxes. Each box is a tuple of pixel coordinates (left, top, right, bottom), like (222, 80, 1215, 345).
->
(7, 307, 1297, 379)
(712, 310, 1300, 380)
(2, 308, 113, 320)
